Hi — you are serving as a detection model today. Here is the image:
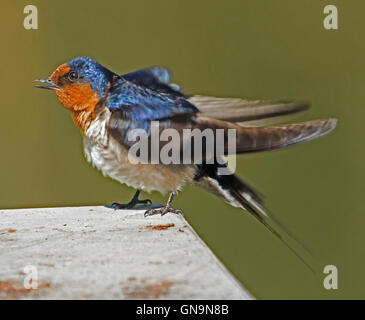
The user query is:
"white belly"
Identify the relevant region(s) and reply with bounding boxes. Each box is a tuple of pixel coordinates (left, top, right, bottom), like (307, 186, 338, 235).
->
(83, 109, 195, 194)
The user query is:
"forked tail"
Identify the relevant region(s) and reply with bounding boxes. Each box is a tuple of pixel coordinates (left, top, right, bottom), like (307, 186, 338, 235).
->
(194, 163, 320, 273)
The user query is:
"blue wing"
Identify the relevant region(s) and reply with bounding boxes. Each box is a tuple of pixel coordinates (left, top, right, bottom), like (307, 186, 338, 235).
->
(105, 77, 197, 121)
(123, 66, 171, 84)
(121, 67, 186, 97)
(105, 76, 198, 149)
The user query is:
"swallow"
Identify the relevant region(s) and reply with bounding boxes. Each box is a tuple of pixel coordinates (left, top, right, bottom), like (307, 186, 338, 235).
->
(36, 57, 337, 271)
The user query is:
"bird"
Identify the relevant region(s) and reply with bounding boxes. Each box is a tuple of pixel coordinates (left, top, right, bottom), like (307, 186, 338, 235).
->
(35, 56, 337, 271)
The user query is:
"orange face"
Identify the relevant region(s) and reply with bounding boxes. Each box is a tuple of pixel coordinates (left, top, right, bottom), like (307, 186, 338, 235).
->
(46, 63, 99, 132)
(49, 64, 99, 112)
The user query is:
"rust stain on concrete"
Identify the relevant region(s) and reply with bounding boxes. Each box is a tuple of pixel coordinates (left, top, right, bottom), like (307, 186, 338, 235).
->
(145, 223, 175, 231)
(0, 281, 51, 300)
(124, 279, 173, 299)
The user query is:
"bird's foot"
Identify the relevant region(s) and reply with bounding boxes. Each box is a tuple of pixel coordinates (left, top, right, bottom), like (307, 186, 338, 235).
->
(108, 198, 152, 210)
(144, 206, 183, 217)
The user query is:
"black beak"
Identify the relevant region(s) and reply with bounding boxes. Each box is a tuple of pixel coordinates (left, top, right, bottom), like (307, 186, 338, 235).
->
(34, 78, 60, 90)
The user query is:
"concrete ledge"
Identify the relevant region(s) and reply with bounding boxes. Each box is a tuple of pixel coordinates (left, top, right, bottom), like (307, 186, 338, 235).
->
(0, 206, 252, 299)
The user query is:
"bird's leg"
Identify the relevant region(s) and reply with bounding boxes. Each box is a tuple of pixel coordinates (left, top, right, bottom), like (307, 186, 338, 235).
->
(108, 190, 152, 209)
(144, 192, 182, 217)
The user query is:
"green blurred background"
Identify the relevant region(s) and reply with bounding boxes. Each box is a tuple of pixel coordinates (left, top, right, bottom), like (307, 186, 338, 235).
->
(1, 0, 363, 299)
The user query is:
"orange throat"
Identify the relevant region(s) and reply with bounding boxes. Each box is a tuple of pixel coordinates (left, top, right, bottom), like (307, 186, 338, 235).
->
(71, 108, 96, 133)
(54, 83, 99, 133)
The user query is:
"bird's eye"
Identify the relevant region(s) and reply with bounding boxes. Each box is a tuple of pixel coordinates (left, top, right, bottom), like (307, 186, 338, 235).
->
(68, 71, 79, 82)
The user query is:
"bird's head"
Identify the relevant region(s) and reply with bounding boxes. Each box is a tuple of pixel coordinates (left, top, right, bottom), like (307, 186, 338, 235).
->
(35, 57, 115, 112)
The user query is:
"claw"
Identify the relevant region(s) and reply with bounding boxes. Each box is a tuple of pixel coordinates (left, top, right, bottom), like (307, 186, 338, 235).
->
(144, 207, 182, 217)
(108, 202, 134, 210)
(140, 199, 152, 205)
(107, 190, 153, 210)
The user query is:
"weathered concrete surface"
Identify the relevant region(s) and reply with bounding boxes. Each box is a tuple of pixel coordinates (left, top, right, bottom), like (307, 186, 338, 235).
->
(0, 206, 252, 299)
